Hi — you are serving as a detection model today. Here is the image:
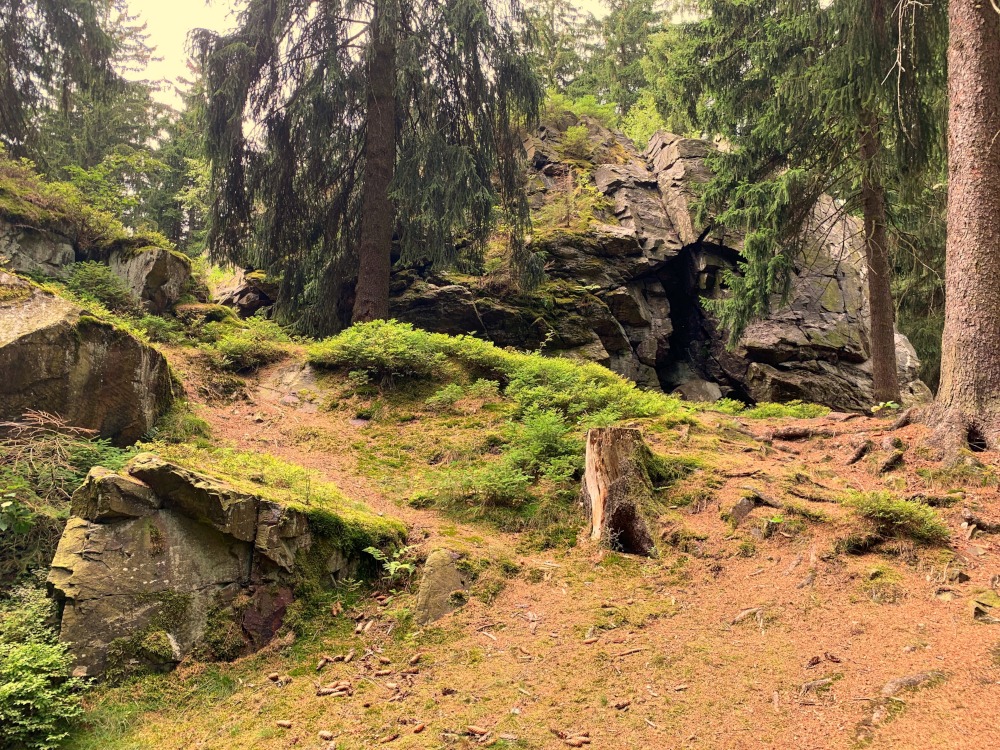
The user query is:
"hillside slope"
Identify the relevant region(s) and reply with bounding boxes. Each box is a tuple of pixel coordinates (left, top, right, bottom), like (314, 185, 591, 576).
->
(64, 327, 1000, 750)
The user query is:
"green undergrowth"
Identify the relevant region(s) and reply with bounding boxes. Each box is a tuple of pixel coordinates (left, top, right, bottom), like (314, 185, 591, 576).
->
(839, 491, 950, 553)
(702, 398, 830, 419)
(0, 577, 86, 750)
(309, 321, 694, 547)
(0, 422, 136, 585)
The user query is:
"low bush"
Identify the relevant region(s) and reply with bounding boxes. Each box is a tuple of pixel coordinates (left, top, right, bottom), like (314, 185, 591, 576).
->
(0, 581, 85, 750)
(202, 317, 290, 372)
(309, 320, 447, 382)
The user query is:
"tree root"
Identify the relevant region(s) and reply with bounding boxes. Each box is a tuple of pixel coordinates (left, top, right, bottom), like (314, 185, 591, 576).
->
(891, 404, 1000, 463)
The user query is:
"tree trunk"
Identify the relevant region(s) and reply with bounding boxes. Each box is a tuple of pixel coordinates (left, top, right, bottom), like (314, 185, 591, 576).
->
(351, 1, 397, 324)
(858, 114, 900, 405)
(931, 0, 1000, 450)
(581, 427, 657, 556)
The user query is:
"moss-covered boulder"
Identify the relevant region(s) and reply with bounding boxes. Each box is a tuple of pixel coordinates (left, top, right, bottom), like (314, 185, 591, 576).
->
(0, 273, 174, 444)
(47, 454, 405, 678)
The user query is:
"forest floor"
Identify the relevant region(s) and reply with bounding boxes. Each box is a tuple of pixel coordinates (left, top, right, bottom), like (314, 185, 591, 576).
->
(67, 349, 1000, 750)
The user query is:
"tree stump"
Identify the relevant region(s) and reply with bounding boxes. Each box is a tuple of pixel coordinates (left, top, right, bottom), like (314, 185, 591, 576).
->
(581, 427, 658, 556)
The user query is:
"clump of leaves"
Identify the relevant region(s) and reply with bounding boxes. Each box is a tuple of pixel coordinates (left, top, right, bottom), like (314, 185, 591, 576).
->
(364, 546, 417, 588)
(0, 579, 86, 750)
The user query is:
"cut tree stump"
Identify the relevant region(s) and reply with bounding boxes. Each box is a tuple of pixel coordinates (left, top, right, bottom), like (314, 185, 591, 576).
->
(581, 427, 659, 556)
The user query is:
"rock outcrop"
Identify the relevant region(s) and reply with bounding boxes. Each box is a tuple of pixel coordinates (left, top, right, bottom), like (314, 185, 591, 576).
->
(47, 454, 402, 677)
(0, 219, 75, 278)
(0, 273, 174, 443)
(108, 247, 192, 313)
(391, 116, 931, 412)
(413, 549, 470, 625)
(214, 269, 280, 318)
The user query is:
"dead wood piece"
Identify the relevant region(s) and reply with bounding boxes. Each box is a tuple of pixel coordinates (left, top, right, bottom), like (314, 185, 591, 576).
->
(731, 607, 763, 626)
(847, 440, 874, 465)
(581, 427, 659, 556)
(769, 426, 835, 441)
(877, 449, 905, 474)
(881, 672, 943, 698)
(799, 677, 833, 697)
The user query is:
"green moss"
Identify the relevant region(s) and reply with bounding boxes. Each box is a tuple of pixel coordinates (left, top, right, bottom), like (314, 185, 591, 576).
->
(843, 491, 950, 547)
(0, 281, 31, 303)
(198, 596, 251, 662)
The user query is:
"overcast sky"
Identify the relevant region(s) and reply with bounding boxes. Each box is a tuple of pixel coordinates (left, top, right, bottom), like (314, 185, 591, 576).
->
(125, 0, 609, 106)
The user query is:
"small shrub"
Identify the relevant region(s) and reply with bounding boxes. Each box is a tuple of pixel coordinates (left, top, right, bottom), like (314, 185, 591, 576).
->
(66, 261, 142, 316)
(0, 581, 86, 750)
(560, 125, 594, 161)
(153, 404, 211, 443)
(136, 314, 184, 343)
(308, 320, 447, 382)
(203, 318, 289, 372)
(844, 491, 949, 546)
(426, 383, 465, 411)
(467, 379, 500, 400)
(364, 546, 418, 587)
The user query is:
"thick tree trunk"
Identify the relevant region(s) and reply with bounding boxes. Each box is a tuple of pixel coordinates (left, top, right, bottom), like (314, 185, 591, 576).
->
(352, 1, 397, 324)
(581, 427, 657, 556)
(931, 0, 1000, 450)
(858, 115, 900, 405)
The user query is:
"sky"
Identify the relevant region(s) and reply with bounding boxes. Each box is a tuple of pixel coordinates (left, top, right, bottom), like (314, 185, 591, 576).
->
(126, 0, 609, 107)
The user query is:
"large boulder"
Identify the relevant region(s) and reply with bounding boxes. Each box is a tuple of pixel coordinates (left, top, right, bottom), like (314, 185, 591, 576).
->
(0, 273, 174, 444)
(214, 269, 279, 318)
(0, 219, 75, 278)
(108, 246, 192, 313)
(47, 454, 404, 677)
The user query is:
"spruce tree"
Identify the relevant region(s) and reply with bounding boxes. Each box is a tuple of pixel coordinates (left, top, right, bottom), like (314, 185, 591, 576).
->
(653, 0, 946, 404)
(197, 0, 542, 333)
(925, 0, 1000, 451)
(0, 0, 120, 157)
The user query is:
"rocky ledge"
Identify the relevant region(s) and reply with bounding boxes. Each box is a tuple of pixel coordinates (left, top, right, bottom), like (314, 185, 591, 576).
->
(47, 453, 404, 678)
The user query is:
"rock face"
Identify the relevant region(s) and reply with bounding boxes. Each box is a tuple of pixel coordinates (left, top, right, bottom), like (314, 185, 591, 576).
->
(214, 269, 280, 318)
(413, 549, 470, 625)
(391, 117, 931, 411)
(0, 273, 174, 444)
(0, 219, 75, 278)
(108, 247, 192, 313)
(47, 454, 382, 677)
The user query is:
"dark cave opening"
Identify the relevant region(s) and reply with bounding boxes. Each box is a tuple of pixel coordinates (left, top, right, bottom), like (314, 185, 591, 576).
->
(655, 242, 752, 403)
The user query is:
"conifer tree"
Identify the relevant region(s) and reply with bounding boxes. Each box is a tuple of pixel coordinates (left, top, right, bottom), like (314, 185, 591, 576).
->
(197, 0, 542, 332)
(0, 0, 120, 157)
(926, 0, 1000, 450)
(653, 0, 946, 404)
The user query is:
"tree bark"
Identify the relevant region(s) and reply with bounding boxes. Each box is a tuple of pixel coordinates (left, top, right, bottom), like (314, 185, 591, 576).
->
(931, 0, 1000, 449)
(858, 114, 900, 405)
(581, 427, 657, 556)
(352, 0, 397, 324)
